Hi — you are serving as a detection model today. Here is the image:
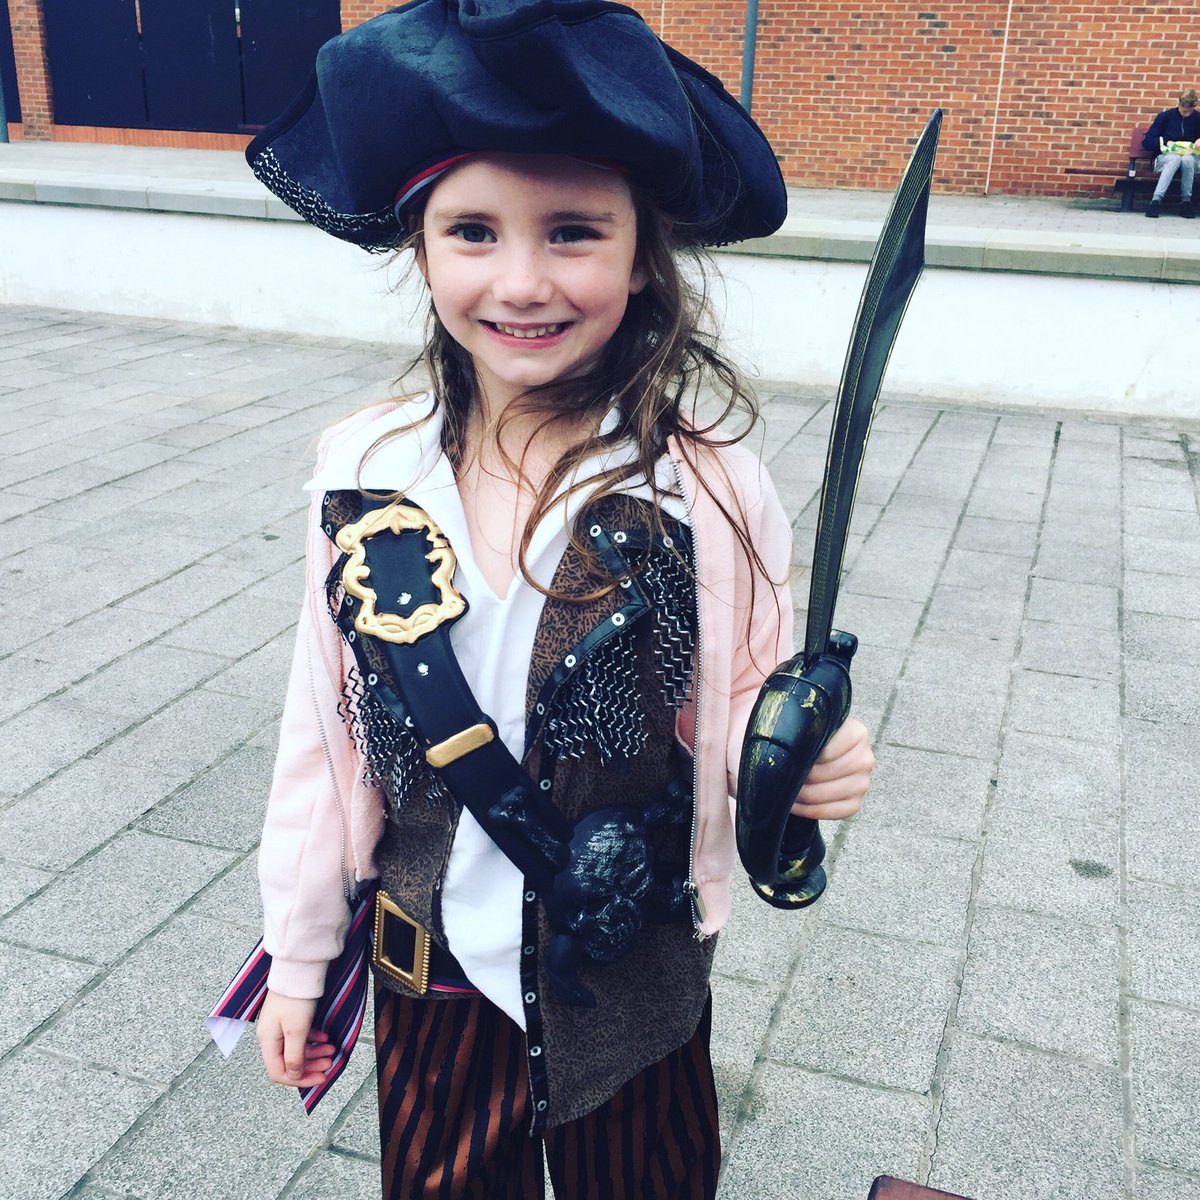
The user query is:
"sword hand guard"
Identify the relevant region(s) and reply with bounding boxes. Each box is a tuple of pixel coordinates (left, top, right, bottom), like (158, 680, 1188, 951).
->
(735, 632, 857, 909)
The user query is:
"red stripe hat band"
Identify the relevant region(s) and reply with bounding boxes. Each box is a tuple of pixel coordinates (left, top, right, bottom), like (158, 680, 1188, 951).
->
(393, 153, 629, 220)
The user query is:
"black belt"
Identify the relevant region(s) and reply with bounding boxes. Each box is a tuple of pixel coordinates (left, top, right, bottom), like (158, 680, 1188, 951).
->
(372, 890, 477, 994)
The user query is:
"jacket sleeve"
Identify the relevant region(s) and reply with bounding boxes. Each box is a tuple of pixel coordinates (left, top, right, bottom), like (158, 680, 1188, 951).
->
(1143, 112, 1167, 151)
(257, 484, 357, 999)
(724, 458, 795, 796)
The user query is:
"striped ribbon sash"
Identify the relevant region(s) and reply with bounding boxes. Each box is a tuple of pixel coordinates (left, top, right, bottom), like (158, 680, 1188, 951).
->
(207, 885, 377, 1114)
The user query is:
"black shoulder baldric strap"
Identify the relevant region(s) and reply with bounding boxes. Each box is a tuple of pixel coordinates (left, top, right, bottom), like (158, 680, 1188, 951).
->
(333, 497, 573, 890)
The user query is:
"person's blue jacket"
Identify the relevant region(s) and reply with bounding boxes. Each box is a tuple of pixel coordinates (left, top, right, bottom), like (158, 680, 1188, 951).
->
(1143, 108, 1200, 150)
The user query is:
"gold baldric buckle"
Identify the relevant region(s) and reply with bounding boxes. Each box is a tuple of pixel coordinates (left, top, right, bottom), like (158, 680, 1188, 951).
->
(336, 500, 465, 646)
(372, 891, 430, 994)
(337, 500, 496, 770)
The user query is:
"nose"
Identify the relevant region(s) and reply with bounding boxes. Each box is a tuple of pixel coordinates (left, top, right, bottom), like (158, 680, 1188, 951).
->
(491, 243, 554, 308)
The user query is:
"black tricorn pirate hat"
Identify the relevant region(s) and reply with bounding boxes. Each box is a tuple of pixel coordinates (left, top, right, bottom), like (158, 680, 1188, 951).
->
(246, 0, 787, 251)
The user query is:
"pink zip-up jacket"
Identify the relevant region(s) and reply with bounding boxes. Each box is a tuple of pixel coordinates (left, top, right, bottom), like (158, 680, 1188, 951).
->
(259, 401, 794, 998)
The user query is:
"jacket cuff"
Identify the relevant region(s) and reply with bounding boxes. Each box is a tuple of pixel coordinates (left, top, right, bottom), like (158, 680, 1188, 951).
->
(266, 956, 329, 1000)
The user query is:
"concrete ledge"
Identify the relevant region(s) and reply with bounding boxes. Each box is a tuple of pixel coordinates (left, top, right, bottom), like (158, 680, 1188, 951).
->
(733, 217, 1185, 283)
(3, 199, 1199, 420)
(1, 142, 1197, 284)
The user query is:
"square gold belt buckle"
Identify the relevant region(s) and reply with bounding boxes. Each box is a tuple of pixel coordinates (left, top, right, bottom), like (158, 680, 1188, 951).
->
(372, 890, 430, 995)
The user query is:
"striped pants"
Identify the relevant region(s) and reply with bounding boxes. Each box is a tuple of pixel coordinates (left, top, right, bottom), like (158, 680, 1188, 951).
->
(375, 987, 720, 1199)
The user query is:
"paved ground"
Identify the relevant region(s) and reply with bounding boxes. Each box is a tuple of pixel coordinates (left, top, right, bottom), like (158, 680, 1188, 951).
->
(0, 303, 1197, 1200)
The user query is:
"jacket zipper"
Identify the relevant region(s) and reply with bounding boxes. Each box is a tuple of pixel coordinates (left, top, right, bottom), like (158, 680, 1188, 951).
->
(308, 648, 353, 902)
(671, 457, 708, 937)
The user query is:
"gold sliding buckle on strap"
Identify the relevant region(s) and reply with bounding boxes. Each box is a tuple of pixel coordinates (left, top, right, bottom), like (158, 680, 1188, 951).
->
(425, 722, 495, 768)
(372, 890, 430, 995)
(336, 500, 465, 646)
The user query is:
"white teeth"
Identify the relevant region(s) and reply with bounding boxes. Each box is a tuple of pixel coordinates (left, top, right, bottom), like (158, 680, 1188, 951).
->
(492, 323, 563, 339)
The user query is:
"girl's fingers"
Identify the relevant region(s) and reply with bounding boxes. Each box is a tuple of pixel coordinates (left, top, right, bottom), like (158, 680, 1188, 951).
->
(805, 719, 875, 784)
(796, 768, 873, 803)
(790, 795, 863, 821)
(816, 717, 868, 760)
(793, 717, 874, 818)
(257, 992, 326, 1087)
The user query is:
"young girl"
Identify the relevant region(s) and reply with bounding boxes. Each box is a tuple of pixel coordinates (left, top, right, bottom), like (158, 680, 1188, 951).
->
(240, 3, 873, 1196)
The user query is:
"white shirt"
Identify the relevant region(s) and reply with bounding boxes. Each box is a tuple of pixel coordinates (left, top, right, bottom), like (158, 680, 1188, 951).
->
(308, 396, 686, 1025)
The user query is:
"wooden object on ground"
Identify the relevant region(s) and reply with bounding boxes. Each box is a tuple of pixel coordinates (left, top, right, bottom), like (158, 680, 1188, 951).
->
(869, 1175, 975, 1200)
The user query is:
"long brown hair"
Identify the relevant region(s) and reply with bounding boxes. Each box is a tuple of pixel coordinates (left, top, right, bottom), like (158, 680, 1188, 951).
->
(360, 184, 780, 603)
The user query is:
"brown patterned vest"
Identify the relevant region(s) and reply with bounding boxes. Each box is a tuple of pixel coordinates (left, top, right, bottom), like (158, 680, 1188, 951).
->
(322, 488, 715, 1127)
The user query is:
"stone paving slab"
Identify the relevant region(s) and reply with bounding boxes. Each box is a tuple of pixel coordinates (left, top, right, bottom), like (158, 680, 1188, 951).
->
(0, 304, 1197, 1200)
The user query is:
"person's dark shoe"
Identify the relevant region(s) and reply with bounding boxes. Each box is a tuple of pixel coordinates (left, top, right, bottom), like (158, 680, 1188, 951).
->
(1146, 199, 1162, 217)
(1182, 198, 1196, 218)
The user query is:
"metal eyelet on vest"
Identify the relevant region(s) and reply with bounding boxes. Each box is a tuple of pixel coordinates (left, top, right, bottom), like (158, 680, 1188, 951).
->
(524, 890, 536, 902)
(612, 612, 626, 626)
(530, 1045, 542, 1057)
(564, 653, 577, 668)
(614, 531, 627, 543)
(417, 662, 429, 676)
(589, 524, 602, 538)
(537, 1100, 547, 1111)
(619, 578, 632, 588)
(536, 702, 545, 715)
(525, 991, 537, 1004)
(663, 534, 674, 548)
(348, 631, 356, 642)
(524, 945, 535, 955)
(539, 779, 551, 791)
(324, 523, 333, 535)
(367, 673, 378, 686)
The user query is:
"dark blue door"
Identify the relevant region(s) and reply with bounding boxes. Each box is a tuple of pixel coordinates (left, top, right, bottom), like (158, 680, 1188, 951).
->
(42, 0, 144, 127)
(241, 0, 341, 127)
(40, 0, 337, 132)
(139, 0, 242, 132)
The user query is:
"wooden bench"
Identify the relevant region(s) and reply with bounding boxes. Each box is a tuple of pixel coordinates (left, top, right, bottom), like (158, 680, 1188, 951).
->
(870, 1175, 975, 1200)
(1065, 125, 1160, 211)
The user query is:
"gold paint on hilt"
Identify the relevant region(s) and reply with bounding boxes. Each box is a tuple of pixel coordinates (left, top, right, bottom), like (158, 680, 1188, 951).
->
(750, 681, 819, 743)
(336, 500, 465, 646)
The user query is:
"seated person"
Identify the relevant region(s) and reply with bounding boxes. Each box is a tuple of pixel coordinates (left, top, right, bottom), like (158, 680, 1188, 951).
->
(1143, 88, 1200, 217)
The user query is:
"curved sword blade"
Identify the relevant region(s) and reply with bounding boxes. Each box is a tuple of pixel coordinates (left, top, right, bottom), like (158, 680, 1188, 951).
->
(804, 109, 943, 662)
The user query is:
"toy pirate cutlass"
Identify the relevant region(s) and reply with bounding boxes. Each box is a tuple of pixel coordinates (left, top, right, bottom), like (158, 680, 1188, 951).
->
(736, 109, 943, 908)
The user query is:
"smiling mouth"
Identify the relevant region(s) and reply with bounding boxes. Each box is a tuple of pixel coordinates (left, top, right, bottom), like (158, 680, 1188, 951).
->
(485, 322, 569, 339)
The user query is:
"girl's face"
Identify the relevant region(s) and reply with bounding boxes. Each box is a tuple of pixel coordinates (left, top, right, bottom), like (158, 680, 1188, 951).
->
(419, 153, 648, 410)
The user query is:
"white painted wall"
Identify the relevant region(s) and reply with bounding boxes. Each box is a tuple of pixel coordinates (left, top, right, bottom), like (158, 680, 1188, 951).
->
(1, 201, 1191, 419)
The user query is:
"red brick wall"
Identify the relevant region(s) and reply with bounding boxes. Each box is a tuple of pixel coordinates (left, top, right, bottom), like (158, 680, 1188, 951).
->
(656, 1, 1194, 197)
(7, 0, 1192, 196)
(8, 0, 51, 139)
(335, 1, 1193, 197)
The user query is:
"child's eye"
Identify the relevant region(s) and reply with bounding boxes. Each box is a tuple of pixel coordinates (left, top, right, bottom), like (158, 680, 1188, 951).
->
(448, 223, 494, 244)
(551, 226, 600, 245)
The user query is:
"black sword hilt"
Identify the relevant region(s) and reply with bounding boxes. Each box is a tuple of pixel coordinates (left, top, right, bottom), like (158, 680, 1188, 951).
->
(735, 631, 857, 909)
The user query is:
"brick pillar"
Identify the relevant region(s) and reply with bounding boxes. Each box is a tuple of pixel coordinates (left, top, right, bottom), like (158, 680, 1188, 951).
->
(340, 1, 393, 33)
(8, 0, 52, 139)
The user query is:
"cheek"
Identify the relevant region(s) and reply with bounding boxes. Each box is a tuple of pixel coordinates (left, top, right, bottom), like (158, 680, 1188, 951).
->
(424, 270, 472, 329)
(582, 263, 641, 317)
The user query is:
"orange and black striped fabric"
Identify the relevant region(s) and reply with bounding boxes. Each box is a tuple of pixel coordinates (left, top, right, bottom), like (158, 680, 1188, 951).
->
(375, 988, 720, 1199)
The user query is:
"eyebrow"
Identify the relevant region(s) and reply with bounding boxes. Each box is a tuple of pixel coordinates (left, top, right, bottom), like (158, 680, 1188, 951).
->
(427, 209, 495, 223)
(426, 208, 619, 224)
(546, 210, 618, 223)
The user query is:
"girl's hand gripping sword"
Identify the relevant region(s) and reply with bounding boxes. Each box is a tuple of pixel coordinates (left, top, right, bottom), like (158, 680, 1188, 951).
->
(736, 110, 943, 909)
